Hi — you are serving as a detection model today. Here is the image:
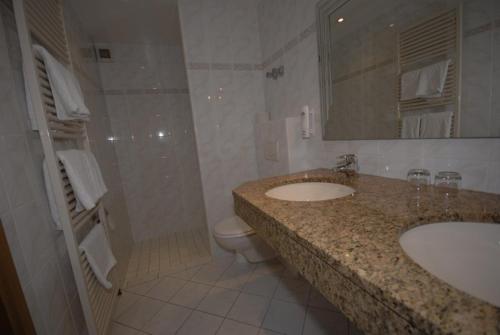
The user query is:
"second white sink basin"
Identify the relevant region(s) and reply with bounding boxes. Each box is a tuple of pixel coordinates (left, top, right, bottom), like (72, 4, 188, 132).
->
(400, 222, 500, 307)
(265, 182, 355, 201)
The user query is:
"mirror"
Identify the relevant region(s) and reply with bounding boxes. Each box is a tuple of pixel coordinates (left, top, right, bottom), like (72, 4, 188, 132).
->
(317, 0, 500, 140)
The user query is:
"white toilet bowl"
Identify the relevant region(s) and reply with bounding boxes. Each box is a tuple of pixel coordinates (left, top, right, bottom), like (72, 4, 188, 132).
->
(213, 216, 277, 263)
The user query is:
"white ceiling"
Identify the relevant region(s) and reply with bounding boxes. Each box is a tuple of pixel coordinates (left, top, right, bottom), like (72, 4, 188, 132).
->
(68, 0, 182, 45)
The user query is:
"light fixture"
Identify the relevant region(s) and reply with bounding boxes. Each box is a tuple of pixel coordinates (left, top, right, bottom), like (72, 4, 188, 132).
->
(337, 17, 344, 23)
(158, 131, 165, 138)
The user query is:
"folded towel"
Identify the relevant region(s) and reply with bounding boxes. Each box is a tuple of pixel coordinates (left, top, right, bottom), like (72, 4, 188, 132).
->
(32, 45, 90, 122)
(57, 150, 107, 210)
(43, 160, 62, 230)
(79, 224, 116, 289)
(416, 59, 451, 98)
(401, 114, 421, 139)
(420, 111, 453, 138)
(400, 69, 420, 101)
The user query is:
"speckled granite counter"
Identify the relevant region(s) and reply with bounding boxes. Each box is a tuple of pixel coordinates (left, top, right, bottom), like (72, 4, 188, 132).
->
(233, 169, 500, 335)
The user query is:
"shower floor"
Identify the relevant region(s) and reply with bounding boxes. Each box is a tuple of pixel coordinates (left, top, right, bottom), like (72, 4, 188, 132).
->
(110, 228, 362, 335)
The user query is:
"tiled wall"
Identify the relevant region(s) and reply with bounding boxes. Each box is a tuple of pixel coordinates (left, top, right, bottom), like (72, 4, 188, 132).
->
(0, 2, 133, 334)
(461, 0, 500, 137)
(255, 0, 500, 194)
(98, 43, 207, 242)
(178, 0, 265, 254)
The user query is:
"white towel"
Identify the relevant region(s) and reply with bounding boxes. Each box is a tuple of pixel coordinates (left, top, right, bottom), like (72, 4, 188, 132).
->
(400, 69, 420, 101)
(401, 114, 421, 139)
(420, 111, 453, 138)
(57, 150, 107, 210)
(79, 224, 116, 289)
(32, 45, 90, 121)
(43, 160, 62, 230)
(416, 59, 451, 98)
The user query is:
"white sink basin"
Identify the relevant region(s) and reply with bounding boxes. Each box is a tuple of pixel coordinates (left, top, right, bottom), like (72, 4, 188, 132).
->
(265, 182, 355, 202)
(400, 222, 500, 307)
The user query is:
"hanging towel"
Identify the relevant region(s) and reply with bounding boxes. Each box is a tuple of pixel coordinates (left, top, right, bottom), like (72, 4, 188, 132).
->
(32, 45, 90, 121)
(420, 111, 453, 138)
(416, 59, 451, 98)
(56, 150, 107, 210)
(42, 160, 62, 230)
(401, 114, 421, 139)
(79, 224, 116, 289)
(400, 68, 420, 101)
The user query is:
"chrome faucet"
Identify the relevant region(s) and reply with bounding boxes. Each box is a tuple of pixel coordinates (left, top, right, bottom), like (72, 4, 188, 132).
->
(333, 154, 359, 173)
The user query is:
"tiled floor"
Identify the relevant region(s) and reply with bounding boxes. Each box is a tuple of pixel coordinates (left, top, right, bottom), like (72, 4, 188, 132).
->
(111, 230, 363, 335)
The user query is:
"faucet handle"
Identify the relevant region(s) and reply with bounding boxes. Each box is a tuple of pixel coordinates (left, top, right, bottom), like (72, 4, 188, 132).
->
(336, 154, 359, 172)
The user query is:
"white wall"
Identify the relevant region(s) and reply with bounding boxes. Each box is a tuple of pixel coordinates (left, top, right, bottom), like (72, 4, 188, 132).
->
(178, 0, 265, 254)
(255, 0, 500, 194)
(98, 43, 206, 242)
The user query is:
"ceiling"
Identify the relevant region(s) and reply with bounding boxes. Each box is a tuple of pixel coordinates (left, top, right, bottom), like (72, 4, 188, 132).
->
(68, 0, 182, 45)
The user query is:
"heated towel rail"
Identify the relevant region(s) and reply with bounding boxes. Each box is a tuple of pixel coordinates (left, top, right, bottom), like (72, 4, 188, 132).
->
(397, 7, 462, 137)
(13, 1, 118, 334)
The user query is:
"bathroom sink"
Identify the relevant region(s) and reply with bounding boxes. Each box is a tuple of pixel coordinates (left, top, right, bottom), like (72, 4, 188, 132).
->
(265, 182, 355, 201)
(400, 222, 500, 307)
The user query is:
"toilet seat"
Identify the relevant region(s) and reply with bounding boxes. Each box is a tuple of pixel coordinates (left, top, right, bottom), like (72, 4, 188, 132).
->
(214, 216, 254, 238)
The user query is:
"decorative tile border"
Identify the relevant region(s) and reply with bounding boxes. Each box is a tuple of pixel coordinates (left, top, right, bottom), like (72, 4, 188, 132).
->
(333, 58, 395, 84)
(186, 22, 317, 72)
(102, 88, 189, 96)
(463, 17, 500, 38)
(187, 62, 263, 71)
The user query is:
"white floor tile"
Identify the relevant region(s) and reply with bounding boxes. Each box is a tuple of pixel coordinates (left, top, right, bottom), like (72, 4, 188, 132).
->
(115, 296, 164, 329)
(243, 272, 281, 297)
(113, 292, 141, 319)
(216, 262, 255, 290)
(262, 299, 306, 335)
(303, 307, 349, 335)
(145, 276, 187, 302)
(168, 266, 201, 280)
(125, 278, 160, 296)
(227, 293, 270, 327)
(258, 328, 282, 335)
(197, 287, 239, 317)
(142, 303, 192, 335)
(253, 260, 285, 276)
(274, 276, 311, 305)
(108, 322, 140, 335)
(217, 319, 260, 335)
(170, 281, 212, 308)
(191, 260, 233, 285)
(126, 272, 158, 288)
(176, 311, 223, 335)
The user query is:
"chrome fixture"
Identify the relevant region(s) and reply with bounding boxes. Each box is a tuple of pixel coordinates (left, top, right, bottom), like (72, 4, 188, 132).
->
(333, 154, 358, 173)
(266, 65, 284, 80)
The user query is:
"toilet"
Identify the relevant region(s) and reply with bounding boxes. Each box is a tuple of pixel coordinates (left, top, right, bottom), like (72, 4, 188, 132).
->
(213, 216, 277, 263)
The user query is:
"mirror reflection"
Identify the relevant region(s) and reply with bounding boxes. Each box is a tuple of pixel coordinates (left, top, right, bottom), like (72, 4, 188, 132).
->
(318, 0, 500, 140)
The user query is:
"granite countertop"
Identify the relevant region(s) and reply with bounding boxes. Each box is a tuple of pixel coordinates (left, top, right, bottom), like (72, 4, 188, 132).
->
(233, 169, 500, 335)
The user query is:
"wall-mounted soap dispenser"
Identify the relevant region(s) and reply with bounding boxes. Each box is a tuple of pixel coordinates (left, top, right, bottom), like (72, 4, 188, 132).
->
(301, 105, 314, 139)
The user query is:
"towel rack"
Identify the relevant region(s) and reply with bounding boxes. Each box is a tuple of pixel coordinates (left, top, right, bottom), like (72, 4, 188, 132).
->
(397, 7, 462, 137)
(13, 1, 118, 334)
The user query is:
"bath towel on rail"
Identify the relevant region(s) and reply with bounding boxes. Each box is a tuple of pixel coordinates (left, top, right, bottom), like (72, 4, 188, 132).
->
(43, 150, 107, 228)
(57, 150, 108, 210)
(26, 45, 90, 129)
(79, 224, 117, 289)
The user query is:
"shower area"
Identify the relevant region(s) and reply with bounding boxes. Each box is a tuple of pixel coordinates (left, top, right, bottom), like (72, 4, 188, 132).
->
(72, 0, 214, 290)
